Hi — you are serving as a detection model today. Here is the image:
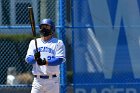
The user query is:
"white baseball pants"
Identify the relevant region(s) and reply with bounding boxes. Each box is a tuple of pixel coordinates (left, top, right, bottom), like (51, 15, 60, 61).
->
(31, 77, 60, 93)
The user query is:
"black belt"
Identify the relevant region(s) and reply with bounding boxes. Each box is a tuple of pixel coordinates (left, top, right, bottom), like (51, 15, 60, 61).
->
(34, 75, 57, 79)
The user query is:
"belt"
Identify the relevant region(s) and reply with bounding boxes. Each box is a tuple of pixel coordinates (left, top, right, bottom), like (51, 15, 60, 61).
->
(34, 75, 57, 79)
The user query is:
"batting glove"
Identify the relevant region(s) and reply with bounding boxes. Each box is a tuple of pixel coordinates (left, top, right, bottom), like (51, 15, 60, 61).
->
(36, 58, 46, 65)
(34, 52, 40, 60)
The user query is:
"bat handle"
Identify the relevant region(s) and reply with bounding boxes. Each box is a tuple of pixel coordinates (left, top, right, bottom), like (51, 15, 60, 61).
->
(34, 38, 38, 53)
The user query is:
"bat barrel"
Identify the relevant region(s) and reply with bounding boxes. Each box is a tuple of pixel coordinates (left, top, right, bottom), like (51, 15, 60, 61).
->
(28, 6, 38, 52)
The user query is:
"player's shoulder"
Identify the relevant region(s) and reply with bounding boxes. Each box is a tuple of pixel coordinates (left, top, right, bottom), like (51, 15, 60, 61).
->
(30, 38, 41, 43)
(52, 37, 63, 44)
(36, 38, 42, 41)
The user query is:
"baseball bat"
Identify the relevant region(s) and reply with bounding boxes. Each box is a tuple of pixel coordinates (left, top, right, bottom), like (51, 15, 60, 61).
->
(28, 7, 38, 52)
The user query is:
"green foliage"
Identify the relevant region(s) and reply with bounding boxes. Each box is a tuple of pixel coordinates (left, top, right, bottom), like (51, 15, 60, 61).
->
(0, 34, 33, 41)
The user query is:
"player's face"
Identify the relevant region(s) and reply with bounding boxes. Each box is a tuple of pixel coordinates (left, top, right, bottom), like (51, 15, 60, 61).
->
(40, 24, 52, 40)
(40, 24, 51, 30)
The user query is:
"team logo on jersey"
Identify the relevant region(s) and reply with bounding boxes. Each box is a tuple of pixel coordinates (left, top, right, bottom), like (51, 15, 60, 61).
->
(33, 46, 55, 54)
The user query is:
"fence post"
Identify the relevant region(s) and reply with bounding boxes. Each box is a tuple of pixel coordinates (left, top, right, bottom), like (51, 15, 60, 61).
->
(57, 0, 66, 93)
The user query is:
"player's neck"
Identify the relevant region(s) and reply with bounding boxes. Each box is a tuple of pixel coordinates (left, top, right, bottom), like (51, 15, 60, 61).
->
(41, 35, 52, 41)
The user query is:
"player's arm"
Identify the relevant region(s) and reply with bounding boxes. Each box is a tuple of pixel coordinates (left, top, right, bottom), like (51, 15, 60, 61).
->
(45, 40, 66, 66)
(25, 55, 36, 64)
(45, 58, 64, 66)
(25, 40, 36, 64)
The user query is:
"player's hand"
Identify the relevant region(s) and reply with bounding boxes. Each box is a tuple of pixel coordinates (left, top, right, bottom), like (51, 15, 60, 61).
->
(36, 57, 42, 65)
(36, 58, 46, 65)
(42, 58, 47, 65)
(34, 52, 40, 60)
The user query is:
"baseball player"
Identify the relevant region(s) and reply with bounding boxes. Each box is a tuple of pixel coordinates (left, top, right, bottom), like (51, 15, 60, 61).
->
(25, 18, 66, 93)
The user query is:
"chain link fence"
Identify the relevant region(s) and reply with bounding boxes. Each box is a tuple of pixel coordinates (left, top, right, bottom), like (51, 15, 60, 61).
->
(72, 0, 140, 93)
(0, 0, 71, 93)
(0, 0, 56, 26)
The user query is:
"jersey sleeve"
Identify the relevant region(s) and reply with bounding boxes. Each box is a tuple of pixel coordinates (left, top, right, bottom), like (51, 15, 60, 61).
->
(25, 40, 35, 57)
(55, 40, 66, 62)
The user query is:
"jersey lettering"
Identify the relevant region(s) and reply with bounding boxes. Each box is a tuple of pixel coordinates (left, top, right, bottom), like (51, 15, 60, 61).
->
(33, 46, 55, 54)
(47, 56, 55, 60)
